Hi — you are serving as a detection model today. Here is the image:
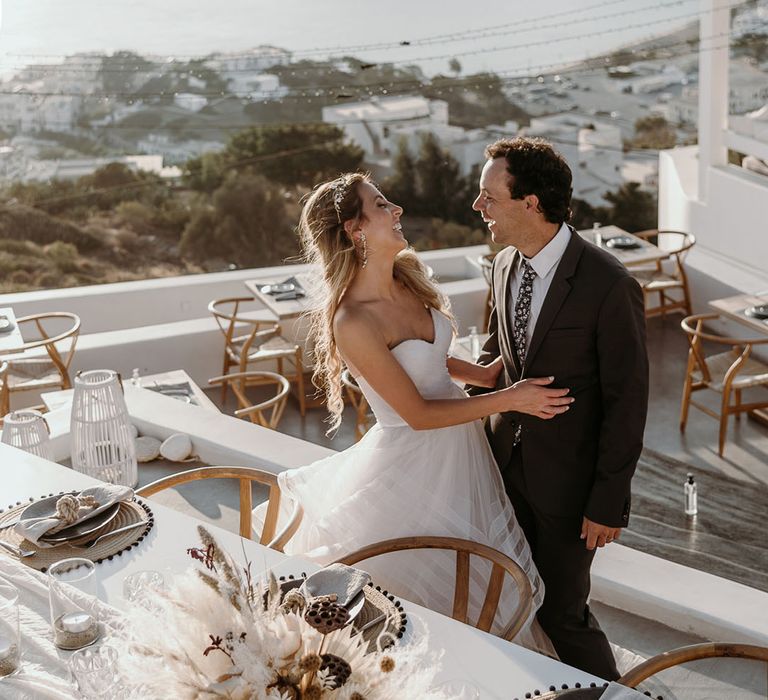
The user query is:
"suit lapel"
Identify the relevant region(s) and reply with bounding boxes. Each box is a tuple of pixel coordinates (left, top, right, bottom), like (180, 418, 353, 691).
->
(526, 228, 585, 368)
(498, 248, 522, 378)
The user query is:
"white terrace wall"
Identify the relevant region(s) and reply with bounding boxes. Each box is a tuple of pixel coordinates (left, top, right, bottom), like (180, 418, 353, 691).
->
(0, 246, 490, 404)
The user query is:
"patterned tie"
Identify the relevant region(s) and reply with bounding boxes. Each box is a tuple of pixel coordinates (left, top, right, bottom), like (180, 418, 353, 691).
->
(512, 259, 536, 445)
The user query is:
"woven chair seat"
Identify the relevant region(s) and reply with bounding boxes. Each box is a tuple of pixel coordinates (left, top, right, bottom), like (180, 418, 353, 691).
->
(630, 269, 683, 290)
(692, 350, 768, 391)
(227, 335, 300, 363)
(6, 357, 62, 390)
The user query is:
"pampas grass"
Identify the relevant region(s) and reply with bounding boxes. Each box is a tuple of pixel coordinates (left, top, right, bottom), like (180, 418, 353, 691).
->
(113, 526, 453, 699)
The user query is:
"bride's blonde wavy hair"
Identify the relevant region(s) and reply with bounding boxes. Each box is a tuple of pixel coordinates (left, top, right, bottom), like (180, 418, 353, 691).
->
(299, 172, 453, 433)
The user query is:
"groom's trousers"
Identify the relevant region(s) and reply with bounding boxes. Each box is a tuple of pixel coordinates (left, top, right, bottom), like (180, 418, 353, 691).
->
(503, 447, 620, 681)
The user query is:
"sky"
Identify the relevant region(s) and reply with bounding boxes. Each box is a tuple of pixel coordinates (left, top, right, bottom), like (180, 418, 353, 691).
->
(0, 0, 709, 79)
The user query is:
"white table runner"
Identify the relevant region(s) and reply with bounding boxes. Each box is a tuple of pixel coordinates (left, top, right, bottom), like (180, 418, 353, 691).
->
(0, 557, 122, 700)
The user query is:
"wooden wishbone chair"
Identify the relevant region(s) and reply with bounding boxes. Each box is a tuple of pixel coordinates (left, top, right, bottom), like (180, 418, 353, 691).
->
(680, 313, 768, 456)
(208, 297, 306, 415)
(208, 371, 290, 429)
(628, 230, 695, 318)
(2, 312, 80, 415)
(137, 466, 303, 552)
(618, 642, 768, 687)
(334, 535, 533, 641)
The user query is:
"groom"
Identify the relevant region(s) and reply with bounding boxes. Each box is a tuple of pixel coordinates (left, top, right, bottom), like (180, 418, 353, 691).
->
(472, 137, 648, 680)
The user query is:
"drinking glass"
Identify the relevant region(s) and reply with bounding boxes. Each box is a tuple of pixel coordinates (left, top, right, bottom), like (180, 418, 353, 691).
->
(68, 644, 119, 698)
(431, 679, 481, 699)
(0, 581, 20, 678)
(48, 557, 101, 650)
(122, 570, 165, 605)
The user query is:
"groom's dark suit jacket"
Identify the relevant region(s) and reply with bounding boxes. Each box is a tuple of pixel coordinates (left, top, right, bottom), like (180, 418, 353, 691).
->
(481, 227, 649, 527)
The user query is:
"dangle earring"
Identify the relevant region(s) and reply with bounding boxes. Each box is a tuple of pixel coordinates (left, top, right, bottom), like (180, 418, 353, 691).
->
(358, 232, 368, 268)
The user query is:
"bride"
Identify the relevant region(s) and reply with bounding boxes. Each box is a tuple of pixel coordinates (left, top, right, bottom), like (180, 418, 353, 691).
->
(259, 172, 572, 649)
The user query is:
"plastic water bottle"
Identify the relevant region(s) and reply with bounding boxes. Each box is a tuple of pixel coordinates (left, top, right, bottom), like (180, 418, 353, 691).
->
(468, 326, 481, 362)
(130, 368, 142, 388)
(684, 473, 698, 516)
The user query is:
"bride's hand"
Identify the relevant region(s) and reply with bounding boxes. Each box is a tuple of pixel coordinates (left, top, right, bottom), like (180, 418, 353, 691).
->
(504, 377, 573, 419)
(477, 357, 503, 388)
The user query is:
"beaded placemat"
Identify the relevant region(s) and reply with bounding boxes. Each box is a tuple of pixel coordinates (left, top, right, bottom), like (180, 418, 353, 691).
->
(275, 574, 407, 654)
(515, 684, 660, 699)
(0, 494, 154, 572)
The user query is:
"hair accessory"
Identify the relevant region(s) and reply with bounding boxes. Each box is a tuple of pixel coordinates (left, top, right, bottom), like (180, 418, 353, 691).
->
(332, 179, 347, 223)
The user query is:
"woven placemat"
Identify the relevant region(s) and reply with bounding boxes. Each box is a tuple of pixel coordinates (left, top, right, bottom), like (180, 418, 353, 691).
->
(275, 574, 407, 654)
(0, 495, 154, 572)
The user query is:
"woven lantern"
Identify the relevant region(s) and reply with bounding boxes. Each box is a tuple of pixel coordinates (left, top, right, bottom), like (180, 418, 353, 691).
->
(70, 370, 137, 487)
(1, 409, 51, 460)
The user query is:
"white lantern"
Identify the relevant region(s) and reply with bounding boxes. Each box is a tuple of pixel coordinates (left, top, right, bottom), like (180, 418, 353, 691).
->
(70, 370, 137, 487)
(1, 409, 51, 460)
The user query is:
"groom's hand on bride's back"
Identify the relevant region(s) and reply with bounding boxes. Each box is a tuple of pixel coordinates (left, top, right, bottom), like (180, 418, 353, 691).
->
(507, 376, 574, 419)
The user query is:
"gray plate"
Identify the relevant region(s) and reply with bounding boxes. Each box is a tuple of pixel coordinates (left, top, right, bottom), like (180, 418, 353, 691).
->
(21, 493, 121, 543)
(605, 236, 640, 250)
(745, 304, 768, 320)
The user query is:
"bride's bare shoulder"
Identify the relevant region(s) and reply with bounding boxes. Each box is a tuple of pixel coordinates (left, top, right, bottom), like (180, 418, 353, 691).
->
(334, 302, 383, 343)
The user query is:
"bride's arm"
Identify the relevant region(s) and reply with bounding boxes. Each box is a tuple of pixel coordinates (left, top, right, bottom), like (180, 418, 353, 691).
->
(335, 310, 572, 431)
(446, 355, 502, 388)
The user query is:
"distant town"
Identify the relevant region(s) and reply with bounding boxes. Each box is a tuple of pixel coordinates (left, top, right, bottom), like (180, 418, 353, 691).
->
(0, 0, 766, 291)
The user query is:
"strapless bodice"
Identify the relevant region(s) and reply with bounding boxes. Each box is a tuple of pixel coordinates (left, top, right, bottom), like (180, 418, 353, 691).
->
(356, 308, 459, 428)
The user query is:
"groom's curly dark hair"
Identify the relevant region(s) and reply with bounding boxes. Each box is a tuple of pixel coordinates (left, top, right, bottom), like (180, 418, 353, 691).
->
(485, 137, 573, 224)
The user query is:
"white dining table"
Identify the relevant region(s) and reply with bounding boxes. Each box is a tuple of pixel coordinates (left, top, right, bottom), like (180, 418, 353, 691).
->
(0, 307, 24, 357)
(0, 443, 605, 698)
(577, 225, 668, 267)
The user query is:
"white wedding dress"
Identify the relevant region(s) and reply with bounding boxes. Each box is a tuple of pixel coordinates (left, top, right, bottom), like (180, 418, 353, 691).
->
(258, 308, 548, 649)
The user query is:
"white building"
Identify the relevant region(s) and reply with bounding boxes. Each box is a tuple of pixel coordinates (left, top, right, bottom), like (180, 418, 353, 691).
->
(323, 96, 516, 178)
(225, 73, 287, 101)
(384, 123, 498, 177)
(523, 114, 624, 206)
(666, 58, 768, 127)
(625, 64, 687, 95)
(731, 0, 768, 38)
(173, 92, 208, 112)
(667, 88, 699, 126)
(322, 95, 448, 165)
(22, 154, 181, 182)
(206, 46, 291, 74)
(728, 59, 768, 114)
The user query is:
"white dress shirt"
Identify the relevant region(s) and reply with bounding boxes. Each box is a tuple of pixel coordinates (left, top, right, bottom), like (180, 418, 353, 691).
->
(507, 222, 571, 350)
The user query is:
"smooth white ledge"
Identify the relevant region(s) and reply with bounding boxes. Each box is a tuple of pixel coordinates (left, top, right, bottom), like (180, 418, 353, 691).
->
(592, 543, 768, 645)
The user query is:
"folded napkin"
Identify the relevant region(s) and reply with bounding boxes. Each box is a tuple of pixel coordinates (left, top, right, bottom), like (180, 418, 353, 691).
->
(298, 563, 371, 607)
(15, 484, 134, 546)
(600, 682, 648, 699)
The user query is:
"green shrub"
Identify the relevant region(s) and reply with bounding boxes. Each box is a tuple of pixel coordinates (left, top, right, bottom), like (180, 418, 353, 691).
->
(0, 205, 104, 252)
(115, 201, 155, 235)
(0, 238, 41, 256)
(44, 241, 80, 273)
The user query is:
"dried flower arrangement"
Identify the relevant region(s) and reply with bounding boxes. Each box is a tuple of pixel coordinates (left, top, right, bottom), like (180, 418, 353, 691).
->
(115, 526, 453, 699)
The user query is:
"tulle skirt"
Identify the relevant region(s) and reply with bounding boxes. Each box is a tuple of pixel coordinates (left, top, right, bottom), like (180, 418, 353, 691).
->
(255, 415, 552, 653)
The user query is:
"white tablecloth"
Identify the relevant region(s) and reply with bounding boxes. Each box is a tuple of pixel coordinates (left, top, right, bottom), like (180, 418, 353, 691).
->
(0, 557, 122, 700)
(0, 443, 606, 698)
